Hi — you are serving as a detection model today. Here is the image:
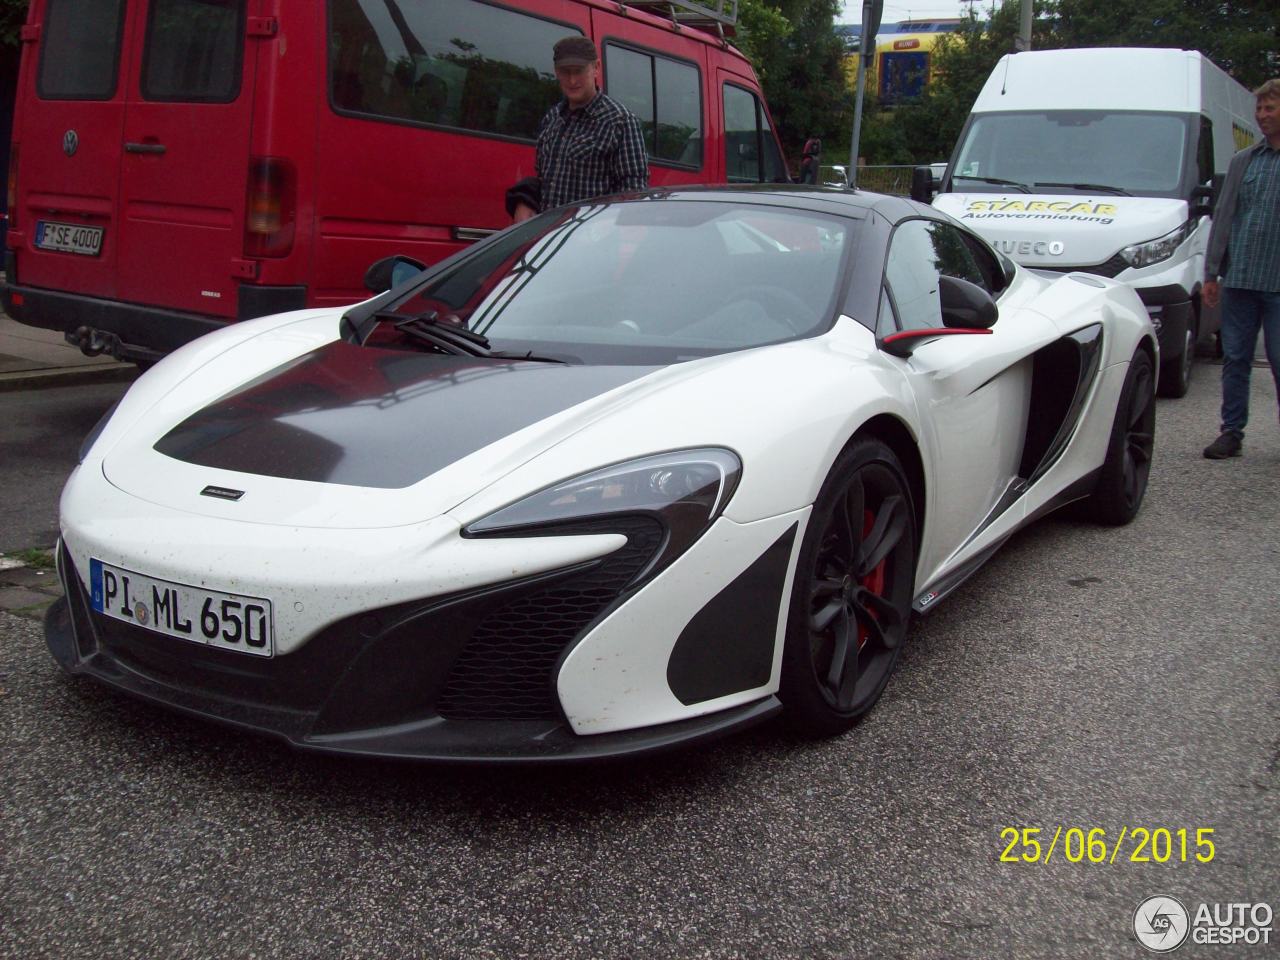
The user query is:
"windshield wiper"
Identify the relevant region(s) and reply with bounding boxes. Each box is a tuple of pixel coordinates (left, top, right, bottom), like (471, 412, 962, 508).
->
(374, 310, 491, 357)
(1034, 181, 1132, 196)
(488, 350, 569, 364)
(952, 174, 1030, 193)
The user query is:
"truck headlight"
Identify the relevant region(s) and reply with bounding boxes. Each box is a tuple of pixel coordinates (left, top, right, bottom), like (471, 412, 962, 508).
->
(1120, 222, 1189, 269)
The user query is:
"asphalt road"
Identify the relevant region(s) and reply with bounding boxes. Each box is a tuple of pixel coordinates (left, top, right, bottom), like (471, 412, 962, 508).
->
(1, 363, 1277, 959)
(0, 380, 133, 554)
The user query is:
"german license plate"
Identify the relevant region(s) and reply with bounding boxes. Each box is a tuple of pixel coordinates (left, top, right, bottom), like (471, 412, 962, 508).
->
(35, 220, 105, 256)
(89, 558, 274, 657)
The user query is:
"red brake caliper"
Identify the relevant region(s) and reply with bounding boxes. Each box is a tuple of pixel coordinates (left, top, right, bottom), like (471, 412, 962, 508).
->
(857, 509, 887, 650)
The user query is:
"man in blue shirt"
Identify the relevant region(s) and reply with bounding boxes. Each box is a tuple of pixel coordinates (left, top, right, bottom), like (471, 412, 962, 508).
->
(1203, 79, 1280, 459)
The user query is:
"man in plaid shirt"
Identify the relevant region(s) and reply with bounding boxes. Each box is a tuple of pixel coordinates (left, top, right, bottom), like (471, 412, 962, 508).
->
(1202, 78, 1280, 460)
(511, 36, 648, 220)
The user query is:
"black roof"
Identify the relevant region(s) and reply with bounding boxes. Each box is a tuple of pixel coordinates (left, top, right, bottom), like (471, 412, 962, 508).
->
(615, 183, 919, 221)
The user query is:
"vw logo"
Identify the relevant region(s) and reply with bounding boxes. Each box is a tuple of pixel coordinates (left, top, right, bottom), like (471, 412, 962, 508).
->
(63, 130, 78, 157)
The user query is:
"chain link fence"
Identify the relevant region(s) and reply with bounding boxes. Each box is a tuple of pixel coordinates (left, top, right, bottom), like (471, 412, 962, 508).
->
(815, 164, 920, 195)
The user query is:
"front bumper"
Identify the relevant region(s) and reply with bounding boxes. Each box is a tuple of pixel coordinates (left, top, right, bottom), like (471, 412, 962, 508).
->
(1136, 285, 1192, 358)
(47, 542, 781, 763)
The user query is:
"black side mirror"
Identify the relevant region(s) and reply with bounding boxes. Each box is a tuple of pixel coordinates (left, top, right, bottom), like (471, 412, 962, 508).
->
(364, 255, 427, 294)
(910, 166, 937, 203)
(939, 275, 998, 329)
(1190, 173, 1223, 219)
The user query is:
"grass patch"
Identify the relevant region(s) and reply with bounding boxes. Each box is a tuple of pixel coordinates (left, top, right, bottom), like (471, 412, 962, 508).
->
(9, 548, 56, 570)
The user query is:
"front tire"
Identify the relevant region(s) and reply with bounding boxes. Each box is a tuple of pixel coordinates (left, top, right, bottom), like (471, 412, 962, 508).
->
(1085, 349, 1155, 525)
(1157, 322, 1194, 398)
(780, 439, 917, 737)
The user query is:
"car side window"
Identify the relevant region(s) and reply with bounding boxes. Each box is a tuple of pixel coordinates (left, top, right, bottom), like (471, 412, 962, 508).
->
(884, 219, 992, 330)
(876, 285, 898, 338)
(960, 232, 1005, 296)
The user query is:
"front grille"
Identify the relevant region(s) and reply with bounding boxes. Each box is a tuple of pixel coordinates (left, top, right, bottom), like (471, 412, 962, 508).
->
(1038, 253, 1129, 279)
(435, 516, 664, 721)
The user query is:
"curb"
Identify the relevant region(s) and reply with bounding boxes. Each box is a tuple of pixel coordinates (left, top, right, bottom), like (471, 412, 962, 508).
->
(0, 363, 137, 393)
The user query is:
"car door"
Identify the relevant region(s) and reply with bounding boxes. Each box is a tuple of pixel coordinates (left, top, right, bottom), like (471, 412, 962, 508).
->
(115, 0, 258, 317)
(717, 72, 786, 185)
(878, 216, 1059, 585)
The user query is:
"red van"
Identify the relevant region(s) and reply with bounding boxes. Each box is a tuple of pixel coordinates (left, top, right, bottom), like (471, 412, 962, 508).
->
(4, 0, 788, 363)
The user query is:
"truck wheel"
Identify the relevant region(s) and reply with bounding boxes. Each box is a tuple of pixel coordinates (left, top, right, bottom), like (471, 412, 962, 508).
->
(1157, 324, 1194, 398)
(1085, 350, 1155, 526)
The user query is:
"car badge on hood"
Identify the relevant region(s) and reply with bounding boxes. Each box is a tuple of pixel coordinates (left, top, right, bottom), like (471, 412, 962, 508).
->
(201, 485, 245, 501)
(63, 130, 78, 157)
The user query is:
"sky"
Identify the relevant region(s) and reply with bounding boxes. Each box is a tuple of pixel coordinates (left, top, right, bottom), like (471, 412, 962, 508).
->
(838, 0, 977, 25)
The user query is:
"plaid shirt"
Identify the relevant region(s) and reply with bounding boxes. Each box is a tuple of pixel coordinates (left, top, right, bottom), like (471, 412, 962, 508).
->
(535, 92, 649, 210)
(1223, 145, 1280, 293)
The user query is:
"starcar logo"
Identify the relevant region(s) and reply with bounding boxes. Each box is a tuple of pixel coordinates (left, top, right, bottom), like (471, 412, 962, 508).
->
(200, 485, 246, 501)
(63, 130, 78, 157)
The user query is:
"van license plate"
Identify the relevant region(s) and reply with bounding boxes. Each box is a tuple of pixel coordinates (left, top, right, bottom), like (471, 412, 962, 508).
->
(35, 220, 105, 257)
(89, 558, 275, 657)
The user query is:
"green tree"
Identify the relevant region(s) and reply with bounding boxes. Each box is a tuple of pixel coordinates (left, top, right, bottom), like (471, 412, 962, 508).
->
(738, 0, 852, 160)
(1051, 0, 1278, 90)
(0, 0, 24, 48)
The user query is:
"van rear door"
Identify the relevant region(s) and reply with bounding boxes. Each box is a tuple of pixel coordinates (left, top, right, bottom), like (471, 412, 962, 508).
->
(115, 0, 257, 319)
(19, 0, 130, 301)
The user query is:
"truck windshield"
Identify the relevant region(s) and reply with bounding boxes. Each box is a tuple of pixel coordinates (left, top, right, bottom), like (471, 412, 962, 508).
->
(951, 111, 1192, 197)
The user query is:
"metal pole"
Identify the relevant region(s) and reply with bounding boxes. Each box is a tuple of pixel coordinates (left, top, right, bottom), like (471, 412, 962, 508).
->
(847, 0, 882, 188)
(848, 48, 868, 187)
(1016, 0, 1033, 51)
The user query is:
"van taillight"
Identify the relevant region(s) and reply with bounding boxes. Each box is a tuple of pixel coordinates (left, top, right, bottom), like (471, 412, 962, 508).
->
(7, 144, 17, 231)
(244, 157, 295, 258)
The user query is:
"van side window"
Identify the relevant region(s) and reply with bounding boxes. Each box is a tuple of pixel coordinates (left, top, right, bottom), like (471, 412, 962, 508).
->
(1197, 116, 1214, 184)
(723, 83, 785, 183)
(328, 0, 568, 142)
(36, 0, 127, 100)
(604, 43, 702, 168)
(142, 0, 246, 102)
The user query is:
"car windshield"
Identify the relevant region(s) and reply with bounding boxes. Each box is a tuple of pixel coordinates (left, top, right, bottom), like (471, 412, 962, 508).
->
(952, 111, 1192, 197)
(385, 199, 853, 364)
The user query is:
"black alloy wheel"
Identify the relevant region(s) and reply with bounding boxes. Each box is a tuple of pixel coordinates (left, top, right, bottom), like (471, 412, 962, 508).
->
(781, 438, 917, 736)
(1086, 348, 1156, 525)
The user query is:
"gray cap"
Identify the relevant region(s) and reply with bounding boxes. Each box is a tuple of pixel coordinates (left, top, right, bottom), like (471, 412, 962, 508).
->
(553, 36, 598, 67)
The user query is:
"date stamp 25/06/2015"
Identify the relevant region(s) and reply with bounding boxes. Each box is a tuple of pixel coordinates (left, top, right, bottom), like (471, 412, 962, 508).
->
(999, 827, 1216, 865)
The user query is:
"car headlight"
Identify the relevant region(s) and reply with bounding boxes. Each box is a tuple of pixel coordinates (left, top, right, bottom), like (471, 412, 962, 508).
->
(465, 448, 742, 581)
(1120, 222, 1189, 269)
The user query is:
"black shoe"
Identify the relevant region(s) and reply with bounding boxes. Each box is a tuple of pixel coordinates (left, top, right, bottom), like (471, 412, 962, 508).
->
(1203, 432, 1242, 459)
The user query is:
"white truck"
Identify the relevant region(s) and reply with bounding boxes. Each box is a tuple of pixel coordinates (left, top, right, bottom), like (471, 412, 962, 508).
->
(915, 48, 1261, 396)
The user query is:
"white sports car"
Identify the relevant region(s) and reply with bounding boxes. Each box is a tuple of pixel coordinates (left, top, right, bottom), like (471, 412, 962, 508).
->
(47, 187, 1156, 761)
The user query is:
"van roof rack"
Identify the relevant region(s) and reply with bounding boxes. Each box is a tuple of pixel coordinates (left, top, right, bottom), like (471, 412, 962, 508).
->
(621, 0, 738, 38)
